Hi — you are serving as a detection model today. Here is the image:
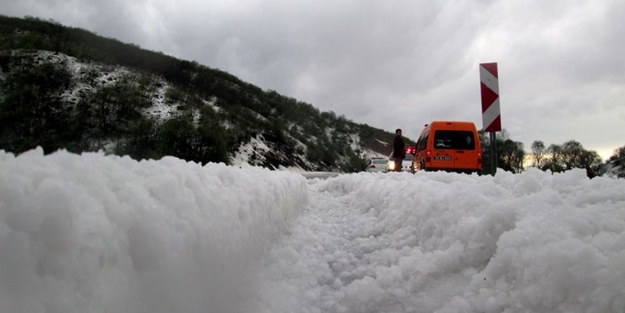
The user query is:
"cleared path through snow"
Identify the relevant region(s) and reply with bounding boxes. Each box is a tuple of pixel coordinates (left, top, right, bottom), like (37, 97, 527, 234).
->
(247, 174, 471, 313)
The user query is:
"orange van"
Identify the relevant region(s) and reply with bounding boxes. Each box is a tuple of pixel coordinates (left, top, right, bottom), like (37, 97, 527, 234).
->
(412, 121, 482, 174)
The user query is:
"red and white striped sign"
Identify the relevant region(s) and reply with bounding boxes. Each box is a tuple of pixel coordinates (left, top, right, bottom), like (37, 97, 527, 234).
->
(479, 62, 501, 132)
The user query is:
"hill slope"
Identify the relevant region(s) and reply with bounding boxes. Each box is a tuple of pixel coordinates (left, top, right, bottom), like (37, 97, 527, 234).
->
(0, 15, 410, 172)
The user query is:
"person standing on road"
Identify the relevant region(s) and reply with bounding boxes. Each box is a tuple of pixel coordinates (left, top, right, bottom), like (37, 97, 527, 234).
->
(392, 128, 405, 172)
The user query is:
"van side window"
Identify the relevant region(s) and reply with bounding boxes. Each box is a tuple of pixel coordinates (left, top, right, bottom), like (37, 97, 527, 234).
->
(433, 131, 475, 150)
(417, 133, 428, 152)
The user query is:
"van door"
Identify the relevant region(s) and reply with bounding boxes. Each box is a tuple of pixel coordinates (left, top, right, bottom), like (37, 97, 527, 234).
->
(452, 131, 478, 170)
(432, 130, 477, 170)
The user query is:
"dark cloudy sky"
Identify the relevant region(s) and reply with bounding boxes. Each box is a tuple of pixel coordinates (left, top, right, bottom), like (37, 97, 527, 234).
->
(2, 0, 623, 159)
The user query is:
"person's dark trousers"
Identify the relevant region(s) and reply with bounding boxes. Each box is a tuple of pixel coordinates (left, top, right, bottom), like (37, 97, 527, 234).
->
(394, 158, 402, 172)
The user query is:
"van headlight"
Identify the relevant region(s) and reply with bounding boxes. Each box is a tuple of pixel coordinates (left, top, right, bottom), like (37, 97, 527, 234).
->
(387, 161, 395, 171)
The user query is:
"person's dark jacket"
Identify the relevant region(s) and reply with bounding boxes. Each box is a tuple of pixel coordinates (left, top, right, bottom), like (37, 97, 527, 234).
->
(393, 135, 405, 159)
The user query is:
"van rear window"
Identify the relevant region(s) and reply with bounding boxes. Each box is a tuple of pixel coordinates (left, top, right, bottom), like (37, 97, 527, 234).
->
(433, 131, 475, 150)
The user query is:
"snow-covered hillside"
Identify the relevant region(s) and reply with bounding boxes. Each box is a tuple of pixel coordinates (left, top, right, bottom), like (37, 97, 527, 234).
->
(1, 148, 624, 313)
(1, 50, 393, 171)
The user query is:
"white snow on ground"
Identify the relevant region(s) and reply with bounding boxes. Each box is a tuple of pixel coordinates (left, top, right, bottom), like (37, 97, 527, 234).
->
(144, 80, 175, 120)
(22, 51, 180, 122)
(350, 134, 385, 160)
(1, 148, 625, 313)
(349, 133, 361, 153)
(28, 51, 92, 104)
(376, 138, 390, 146)
(203, 96, 219, 112)
(29, 51, 130, 107)
(362, 148, 388, 160)
(250, 171, 625, 313)
(0, 148, 306, 313)
(231, 135, 272, 166)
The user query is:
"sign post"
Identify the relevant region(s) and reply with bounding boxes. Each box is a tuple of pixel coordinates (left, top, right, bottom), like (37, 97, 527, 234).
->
(479, 62, 501, 175)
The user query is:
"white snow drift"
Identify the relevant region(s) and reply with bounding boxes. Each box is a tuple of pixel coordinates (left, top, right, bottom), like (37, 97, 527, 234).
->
(1, 148, 624, 313)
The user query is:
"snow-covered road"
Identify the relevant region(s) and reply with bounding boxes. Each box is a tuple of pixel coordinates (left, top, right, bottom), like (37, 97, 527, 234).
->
(249, 171, 625, 313)
(253, 178, 394, 313)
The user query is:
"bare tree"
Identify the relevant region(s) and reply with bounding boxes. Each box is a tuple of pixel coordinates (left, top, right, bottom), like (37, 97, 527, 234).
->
(543, 144, 565, 173)
(541, 140, 606, 177)
(531, 140, 546, 168)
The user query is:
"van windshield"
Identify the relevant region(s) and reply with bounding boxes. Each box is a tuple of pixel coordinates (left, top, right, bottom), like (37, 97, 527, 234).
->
(433, 131, 476, 150)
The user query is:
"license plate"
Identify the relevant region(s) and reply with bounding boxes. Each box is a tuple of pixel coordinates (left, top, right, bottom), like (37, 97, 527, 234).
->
(434, 156, 451, 161)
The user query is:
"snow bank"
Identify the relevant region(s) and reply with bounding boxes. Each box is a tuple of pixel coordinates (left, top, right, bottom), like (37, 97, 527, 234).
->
(0, 148, 307, 313)
(2, 147, 625, 313)
(299, 169, 625, 313)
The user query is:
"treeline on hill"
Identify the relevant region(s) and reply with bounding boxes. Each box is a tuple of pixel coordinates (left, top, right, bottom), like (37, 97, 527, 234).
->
(0, 52, 226, 162)
(0, 15, 394, 172)
(478, 130, 625, 178)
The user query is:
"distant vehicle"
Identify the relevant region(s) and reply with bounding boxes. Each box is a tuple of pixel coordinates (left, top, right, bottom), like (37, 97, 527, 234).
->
(366, 158, 388, 173)
(387, 147, 415, 172)
(412, 121, 482, 174)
